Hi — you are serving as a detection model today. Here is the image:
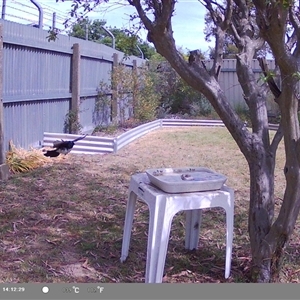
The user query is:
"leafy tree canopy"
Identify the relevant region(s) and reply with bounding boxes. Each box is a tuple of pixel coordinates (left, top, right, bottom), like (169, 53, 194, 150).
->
(68, 17, 156, 59)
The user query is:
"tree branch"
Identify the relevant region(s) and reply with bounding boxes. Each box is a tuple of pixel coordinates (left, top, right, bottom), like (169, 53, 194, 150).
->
(229, 22, 242, 46)
(257, 59, 283, 154)
(253, 0, 290, 63)
(223, 0, 233, 30)
(160, 0, 175, 29)
(285, 31, 297, 53)
(289, 6, 300, 58)
(289, 5, 300, 32)
(128, 0, 154, 31)
(258, 57, 281, 99)
(202, 0, 233, 78)
(270, 122, 283, 155)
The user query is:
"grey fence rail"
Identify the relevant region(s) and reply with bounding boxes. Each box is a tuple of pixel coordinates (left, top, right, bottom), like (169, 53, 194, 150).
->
(42, 119, 280, 155)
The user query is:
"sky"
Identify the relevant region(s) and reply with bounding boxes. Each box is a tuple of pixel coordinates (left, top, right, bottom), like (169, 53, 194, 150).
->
(3, 0, 213, 53)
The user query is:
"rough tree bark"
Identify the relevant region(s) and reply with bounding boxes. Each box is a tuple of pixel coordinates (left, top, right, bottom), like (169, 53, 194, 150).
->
(125, 0, 300, 282)
(251, 0, 300, 281)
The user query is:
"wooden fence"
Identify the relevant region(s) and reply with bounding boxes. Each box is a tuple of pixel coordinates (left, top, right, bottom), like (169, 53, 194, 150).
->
(0, 19, 145, 155)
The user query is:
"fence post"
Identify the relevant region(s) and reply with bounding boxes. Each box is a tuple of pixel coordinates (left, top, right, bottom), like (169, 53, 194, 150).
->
(70, 43, 80, 134)
(111, 53, 119, 125)
(0, 24, 9, 180)
(132, 59, 138, 119)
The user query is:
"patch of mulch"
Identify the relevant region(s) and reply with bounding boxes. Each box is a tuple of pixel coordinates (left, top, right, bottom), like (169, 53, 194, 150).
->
(92, 119, 145, 137)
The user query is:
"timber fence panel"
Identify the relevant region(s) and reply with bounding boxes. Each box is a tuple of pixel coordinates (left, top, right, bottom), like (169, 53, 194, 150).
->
(0, 19, 144, 152)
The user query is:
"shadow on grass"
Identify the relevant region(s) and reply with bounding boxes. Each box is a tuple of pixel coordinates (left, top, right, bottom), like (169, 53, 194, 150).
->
(0, 160, 296, 283)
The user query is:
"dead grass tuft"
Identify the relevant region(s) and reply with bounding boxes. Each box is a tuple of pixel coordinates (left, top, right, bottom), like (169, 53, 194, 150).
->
(6, 141, 51, 174)
(6, 141, 65, 174)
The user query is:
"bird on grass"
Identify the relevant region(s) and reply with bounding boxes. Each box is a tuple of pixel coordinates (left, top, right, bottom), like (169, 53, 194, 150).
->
(44, 134, 87, 157)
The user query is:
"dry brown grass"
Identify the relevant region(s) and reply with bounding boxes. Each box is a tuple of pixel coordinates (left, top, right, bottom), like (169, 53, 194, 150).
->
(6, 141, 52, 174)
(0, 126, 299, 283)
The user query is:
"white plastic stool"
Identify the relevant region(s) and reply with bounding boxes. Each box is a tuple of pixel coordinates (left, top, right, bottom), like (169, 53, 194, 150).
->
(120, 173, 234, 283)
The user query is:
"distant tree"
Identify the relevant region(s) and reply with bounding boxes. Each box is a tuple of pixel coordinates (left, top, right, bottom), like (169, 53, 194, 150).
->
(138, 40, 157, 59)
(208, 44, 239, 59)
(68, 18, 156, 59)
(68, 18, 106, 40)
(101, 27, 155, 58)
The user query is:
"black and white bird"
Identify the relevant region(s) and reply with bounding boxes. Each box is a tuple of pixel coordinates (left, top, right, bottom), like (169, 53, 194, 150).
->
(44, 134, 87, 157)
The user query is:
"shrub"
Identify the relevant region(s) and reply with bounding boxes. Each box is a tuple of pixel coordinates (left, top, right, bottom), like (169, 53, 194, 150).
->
(64, 109, 82, 134)
(132, 67, 160, 122)
(95, 63, 160, 127)
(151, 59, 213, 117)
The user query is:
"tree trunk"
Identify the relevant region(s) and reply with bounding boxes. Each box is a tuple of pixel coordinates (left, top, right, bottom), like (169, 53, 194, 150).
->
(251, 170, 300, 282)
(248, 88, 300, 282)
(247, 146, 275, 282)
(246, 130, 300, 283)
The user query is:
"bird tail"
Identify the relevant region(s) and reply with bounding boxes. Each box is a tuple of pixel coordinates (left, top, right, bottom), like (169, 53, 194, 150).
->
(72, 134, 87, 143)
(44, 150, 60, 157)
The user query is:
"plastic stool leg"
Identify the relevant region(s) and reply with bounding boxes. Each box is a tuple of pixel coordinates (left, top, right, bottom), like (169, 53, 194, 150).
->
(120, 191, 137, 263)
(146, 213, 174, 283)
(153, 213, 175, 283)
(225, 205, 234, 278)
(185, 209, 202, 250)
(145, 198, 173, 283)
(223, 187, 234, 279)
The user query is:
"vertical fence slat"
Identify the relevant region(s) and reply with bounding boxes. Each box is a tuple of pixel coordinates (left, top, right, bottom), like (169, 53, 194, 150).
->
(111, 52, 119, 124)
(0, 23, 9, 180)
(0, 23, 4, 164)
(70, 43, 80, 134)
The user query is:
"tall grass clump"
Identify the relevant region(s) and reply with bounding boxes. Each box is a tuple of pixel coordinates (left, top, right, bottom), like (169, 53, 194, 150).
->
(6, 141, 51, 174)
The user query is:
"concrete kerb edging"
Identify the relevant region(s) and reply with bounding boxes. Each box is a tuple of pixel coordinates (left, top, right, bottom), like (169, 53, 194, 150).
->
(43, 120, 280, 155)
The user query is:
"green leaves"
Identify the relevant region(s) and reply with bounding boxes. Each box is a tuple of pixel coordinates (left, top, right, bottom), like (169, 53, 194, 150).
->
(46, 28, 60, 42)
(282, 0, 292, 9)
(292, 72, 300, 80)
(68, 18, 155, 59)
(260, 71, 276, 83)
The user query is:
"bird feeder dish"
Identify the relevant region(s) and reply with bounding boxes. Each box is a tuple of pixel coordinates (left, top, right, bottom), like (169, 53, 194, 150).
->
(146, 167, 227, 193)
